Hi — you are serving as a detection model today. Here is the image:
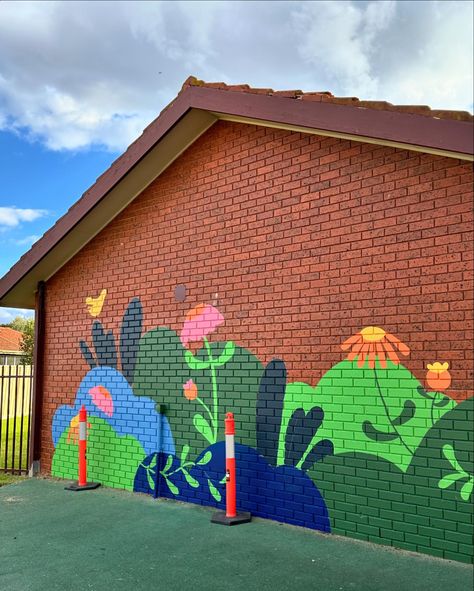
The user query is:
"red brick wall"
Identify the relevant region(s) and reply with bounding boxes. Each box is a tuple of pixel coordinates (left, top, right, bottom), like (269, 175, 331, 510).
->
(42, 120, 473, 471)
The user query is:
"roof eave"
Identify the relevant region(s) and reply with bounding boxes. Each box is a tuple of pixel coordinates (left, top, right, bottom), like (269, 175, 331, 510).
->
(0, 83, 472, 309)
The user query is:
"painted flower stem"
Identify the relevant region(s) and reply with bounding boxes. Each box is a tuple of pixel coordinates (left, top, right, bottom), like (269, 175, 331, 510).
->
(430, 391, 441, 426)
(196, 396, 214, 425)
(203, 337, 219, 442)
(373, 368, 414, 455)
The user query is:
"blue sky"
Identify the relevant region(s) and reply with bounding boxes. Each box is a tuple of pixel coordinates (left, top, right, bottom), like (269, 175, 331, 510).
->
(0, 130, 117, 273)
(0, 0, 472, 323)
(0, 131, 118, 321)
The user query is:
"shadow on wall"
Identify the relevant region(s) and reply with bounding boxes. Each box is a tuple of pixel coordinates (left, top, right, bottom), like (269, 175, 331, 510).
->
(51, 294, 473, 563)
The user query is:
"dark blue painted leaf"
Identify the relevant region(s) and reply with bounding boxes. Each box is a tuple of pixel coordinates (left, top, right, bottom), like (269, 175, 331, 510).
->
(79, 340, 96, 369)
(103, 331, 118, 368)
(285, 406, 324, 467)
(362, 420, 399, 442)
(92, 321, 118, 368)
(256, 359, 287, 466)
(119, 297, 143, 385)
(392, 400, 416, 426)
(301, 439, 334, 472)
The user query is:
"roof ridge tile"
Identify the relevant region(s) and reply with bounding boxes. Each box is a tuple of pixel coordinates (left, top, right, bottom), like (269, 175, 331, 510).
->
(178, 75, 473, 122)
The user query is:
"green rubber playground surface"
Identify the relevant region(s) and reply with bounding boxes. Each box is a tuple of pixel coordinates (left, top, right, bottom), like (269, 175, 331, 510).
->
(1, 479, 472, 591)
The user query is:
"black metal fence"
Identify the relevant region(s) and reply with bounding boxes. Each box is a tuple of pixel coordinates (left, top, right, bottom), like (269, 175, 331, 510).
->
(0, 365, 33, 474)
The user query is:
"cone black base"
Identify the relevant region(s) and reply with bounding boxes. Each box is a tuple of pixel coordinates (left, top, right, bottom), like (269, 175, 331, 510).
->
(65, 482, 101, 491)
(211, 511, 252, 526)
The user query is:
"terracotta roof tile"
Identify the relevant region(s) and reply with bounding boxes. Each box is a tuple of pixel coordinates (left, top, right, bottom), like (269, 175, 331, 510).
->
(0, 327, 23, 352)
(180, 76, 473, 122)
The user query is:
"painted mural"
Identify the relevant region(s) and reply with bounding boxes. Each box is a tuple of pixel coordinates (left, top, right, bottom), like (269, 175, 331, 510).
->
(51, 294, 474, 562)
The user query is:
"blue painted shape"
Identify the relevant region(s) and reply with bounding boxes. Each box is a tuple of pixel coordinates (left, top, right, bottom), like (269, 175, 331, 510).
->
(51, 366, 174, 456)
(92, 321, 118, 368)
(256, 359, 287, 466)
(134, 442, 330, 533)
(119, 297, 143, 385)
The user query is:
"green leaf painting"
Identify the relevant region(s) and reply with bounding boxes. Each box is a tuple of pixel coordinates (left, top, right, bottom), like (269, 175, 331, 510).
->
(183, 471, 200, 488)
(52, 416, 145, 491)
(208, 479, 222, 502)
(133, 327, 263, 459)
(184, 350, 211, 371)
(279, 360, 456, 471)
(215, 341, 236, 366)
(193, 413, 214, 445)
(165, 478, 179, 496)
(163, 454, 173, 473)
(197, 451, 212, 466)
(146, 469, 155, 491)
(438, 444, 474, 502)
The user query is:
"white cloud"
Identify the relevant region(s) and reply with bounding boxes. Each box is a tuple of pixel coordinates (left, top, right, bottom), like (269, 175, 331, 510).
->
(0, 308, 34, 323)
(0, 1, 472, 153)
(11, 235, 41, 246)
(292, 1, 397, 96)
(0, 207, 48, 228)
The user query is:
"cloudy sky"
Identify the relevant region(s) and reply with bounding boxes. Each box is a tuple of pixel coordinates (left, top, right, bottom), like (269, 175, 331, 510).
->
(0, 0, 473, 321)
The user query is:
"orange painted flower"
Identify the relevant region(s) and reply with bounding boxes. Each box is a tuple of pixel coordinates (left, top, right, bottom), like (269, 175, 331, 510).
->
(426, 362, 451, 391)
(183, 379, 198, 401)
(341, 326, 410, 369)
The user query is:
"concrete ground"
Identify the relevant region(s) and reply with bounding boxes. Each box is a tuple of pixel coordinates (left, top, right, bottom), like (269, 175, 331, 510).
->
(0, 479, 472, 591)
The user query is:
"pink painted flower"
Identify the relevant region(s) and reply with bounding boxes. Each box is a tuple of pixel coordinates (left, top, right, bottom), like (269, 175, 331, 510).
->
(88, 385, 114, 417)
(183, 379, 198, 401)
(180, 304, 224, 347)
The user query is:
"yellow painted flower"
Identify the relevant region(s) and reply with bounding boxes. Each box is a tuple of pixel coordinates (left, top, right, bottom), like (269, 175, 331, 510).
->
(341, 326, 410, 369)
(426, 362, 451, 391)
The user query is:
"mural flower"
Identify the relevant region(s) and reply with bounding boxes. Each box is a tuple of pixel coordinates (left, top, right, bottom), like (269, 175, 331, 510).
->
(180, 304, 235, 446)
(426, 362, 452, 391)
(180, 304, 224, 347)
(341, 326, 410, 369)
(66, 414, 91, 445)
(89, 385, 114, 416)
(183, 379, 198, 401)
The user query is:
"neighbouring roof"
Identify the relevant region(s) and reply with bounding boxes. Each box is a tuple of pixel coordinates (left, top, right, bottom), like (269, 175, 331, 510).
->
(0, 327, 23, 354)
(1, 76, 473, 309)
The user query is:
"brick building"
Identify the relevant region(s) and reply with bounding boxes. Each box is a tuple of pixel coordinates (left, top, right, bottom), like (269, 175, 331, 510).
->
(0, 78, 473, 562)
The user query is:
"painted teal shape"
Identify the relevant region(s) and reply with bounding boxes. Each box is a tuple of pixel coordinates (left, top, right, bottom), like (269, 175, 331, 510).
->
(51, 366, 174, 457)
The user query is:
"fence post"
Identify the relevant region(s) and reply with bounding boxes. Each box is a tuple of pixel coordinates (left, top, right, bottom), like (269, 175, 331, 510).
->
(0, 364, 33, 475)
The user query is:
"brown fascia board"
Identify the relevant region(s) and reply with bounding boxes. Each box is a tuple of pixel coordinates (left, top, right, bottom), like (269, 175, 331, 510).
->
(186, 85, 473, 156)
(0, 83, 473, 308)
